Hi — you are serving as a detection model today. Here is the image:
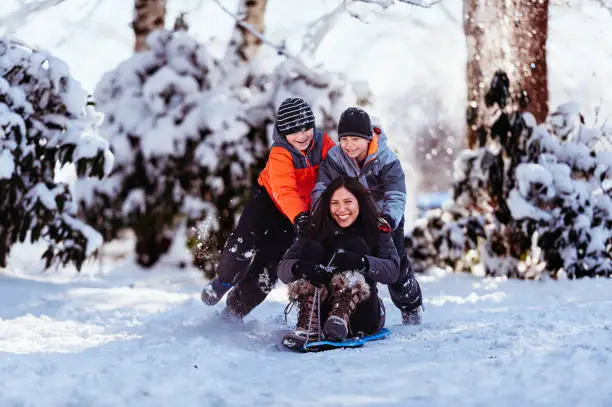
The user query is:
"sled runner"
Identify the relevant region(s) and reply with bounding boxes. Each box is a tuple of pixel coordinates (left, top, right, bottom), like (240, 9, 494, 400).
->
(282, 328, 391, 353)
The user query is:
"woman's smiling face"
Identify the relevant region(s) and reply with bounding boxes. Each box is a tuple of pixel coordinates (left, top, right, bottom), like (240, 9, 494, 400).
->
(330, 186, 360, 228)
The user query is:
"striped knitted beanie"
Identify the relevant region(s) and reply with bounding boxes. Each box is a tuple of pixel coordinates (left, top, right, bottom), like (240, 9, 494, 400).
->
(275, 97, 315, 137)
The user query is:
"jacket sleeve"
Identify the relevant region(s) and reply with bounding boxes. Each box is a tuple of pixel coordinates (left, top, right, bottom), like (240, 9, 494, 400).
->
(265, 147, 308, 222)
(364, 231, 400, 284)
(311, 150, 343, 208)
(379, 156, 407, 231)
(277, 239, 305, 283)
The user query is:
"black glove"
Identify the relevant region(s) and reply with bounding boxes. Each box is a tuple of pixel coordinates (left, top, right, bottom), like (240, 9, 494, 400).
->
(377, 216, 393, 233)
(293, 211, 310, 236)
(332, 249, 369, 274)
(300, 239, 325, 263)
(292, 261, 332, 286)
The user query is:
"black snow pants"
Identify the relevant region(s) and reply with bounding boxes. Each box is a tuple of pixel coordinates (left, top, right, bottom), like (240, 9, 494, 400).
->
(217, 184, 295, 317)
(388, 217, 423, 312)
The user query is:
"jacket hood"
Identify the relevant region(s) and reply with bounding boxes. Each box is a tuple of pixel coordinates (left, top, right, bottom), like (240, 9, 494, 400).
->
(365, 125, 389, 162)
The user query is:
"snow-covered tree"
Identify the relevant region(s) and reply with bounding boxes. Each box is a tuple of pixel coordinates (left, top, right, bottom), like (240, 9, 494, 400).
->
(464, 0, 549, 148)
(408, 71, 611, 279)
(0, 38, 113, 270)
(76, 26, 363, 270)
(80, 0, 445, 271)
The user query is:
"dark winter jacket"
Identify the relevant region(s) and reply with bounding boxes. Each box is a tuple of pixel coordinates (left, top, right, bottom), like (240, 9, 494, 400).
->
(258, 128, 335, 223)
(277, 223, 400, 285)
(311, 126, 406, 230)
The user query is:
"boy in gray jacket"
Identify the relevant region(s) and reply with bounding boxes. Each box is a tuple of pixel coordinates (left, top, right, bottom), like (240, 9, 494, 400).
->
(312, 107, 423, 324)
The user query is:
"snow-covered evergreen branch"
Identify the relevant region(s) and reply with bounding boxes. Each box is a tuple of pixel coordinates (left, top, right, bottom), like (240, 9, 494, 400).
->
(408, 72, 611, 279)
(0, 38, 113, 270)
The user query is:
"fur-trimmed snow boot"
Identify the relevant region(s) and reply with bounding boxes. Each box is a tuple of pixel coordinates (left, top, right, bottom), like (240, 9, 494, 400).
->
(281, 280, 328, 349)
(324, 272, 370, 341)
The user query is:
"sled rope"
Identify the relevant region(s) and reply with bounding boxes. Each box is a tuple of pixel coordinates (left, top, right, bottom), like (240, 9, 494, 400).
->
(304, 249, 342, 345)
(305, 286, 322, 345)
(283, 299, 297, 326)
(304, 250, 339, 345)
(284, 250, 340, 344)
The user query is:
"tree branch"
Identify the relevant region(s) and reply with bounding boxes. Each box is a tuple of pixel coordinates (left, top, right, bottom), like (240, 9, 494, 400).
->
(299, 1, 347, 57)
(53, 0, 105, 47)
(212, 0, 445, 87)
(0, 0, 66, 36)
(211, 0, 314, 72)
(213, 0, 445, 64)
(355, 0, 444, 8)
(397, 0, 444, 6)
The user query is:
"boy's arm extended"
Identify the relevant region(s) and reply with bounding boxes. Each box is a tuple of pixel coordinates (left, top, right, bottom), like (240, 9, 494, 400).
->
(276, 239, 305, 284)
(265, 147, 308, 223)
(311, 151, 343, 208)
(364, 231, 400, 284)
(379, 157, 407, 230)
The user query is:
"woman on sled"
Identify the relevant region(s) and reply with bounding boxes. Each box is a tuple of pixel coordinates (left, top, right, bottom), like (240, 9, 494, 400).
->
(277, 175, 400, 349)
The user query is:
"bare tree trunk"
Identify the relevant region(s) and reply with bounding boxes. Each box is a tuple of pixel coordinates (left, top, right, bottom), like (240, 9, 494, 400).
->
(464, 0, 548, 148)
(225, 0, 268, 64)
(133, 0, 167, 52)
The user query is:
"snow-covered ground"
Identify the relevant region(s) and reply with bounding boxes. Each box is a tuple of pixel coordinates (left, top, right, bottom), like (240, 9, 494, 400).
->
(2, 242, 612, 407)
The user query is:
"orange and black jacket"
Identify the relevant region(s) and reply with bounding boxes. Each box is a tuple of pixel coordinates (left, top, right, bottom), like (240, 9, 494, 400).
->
(258, 128, 335, 224)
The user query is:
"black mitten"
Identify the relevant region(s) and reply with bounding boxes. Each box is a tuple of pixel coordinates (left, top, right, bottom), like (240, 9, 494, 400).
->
(337, 236, 370, 255)
(292, 261, 332, 286)
(332, 250, 370, 275)
(299, 238, 325, 264)
(293, 211, 310, 236)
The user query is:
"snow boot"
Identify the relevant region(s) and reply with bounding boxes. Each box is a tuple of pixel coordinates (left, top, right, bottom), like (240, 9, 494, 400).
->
(324, 272, 370, 341)
(401, 305, 423, 325)
(390, 260, 423, 325)
(201, 277, 232, 306)
(281, 280, 328, 349)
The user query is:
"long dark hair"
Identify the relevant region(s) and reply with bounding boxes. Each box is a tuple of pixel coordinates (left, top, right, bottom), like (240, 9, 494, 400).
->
(308, 176, 380, 250)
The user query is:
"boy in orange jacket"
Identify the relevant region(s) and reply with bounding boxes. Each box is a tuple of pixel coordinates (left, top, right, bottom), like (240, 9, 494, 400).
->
(201, 98, 335, 321)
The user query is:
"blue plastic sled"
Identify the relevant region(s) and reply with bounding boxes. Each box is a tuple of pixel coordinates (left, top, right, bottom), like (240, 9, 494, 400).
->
(295, 328, 391, 352)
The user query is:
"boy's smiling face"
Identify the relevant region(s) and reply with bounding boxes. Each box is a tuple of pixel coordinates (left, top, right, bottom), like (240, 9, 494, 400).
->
(339, 136, 369, 162)
(285, 128, 314, 152)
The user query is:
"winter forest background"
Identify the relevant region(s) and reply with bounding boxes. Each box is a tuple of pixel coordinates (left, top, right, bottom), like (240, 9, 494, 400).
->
(1, 0, 611, 406)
